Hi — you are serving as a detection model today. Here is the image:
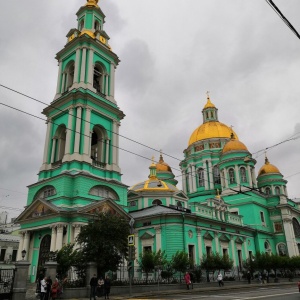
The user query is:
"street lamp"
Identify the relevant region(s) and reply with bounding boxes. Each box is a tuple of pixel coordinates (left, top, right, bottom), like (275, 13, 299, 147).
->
(21, 249, 26, 260)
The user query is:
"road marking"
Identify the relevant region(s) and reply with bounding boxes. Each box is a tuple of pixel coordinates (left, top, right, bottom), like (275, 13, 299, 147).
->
(235, 291, 299, 299)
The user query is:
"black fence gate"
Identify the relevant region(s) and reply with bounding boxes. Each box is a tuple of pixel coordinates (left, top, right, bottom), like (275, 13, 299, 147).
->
(0, 269, 15, 300)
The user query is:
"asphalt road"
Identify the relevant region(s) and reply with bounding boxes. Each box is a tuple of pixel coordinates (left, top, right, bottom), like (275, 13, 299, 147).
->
(126, 285, 300, 300)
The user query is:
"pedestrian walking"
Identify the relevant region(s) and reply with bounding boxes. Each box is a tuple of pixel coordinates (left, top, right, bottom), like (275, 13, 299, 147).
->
(40, 276, 48, 300)
(184, 271, 191, 290)
(247, 271, 251, 284)
(217, 272, 224, 287)
(90, 274, 98, 300)
(51, 278, 60, 300)
(97, 277, 104, 297)
(104, 275, 111, 299)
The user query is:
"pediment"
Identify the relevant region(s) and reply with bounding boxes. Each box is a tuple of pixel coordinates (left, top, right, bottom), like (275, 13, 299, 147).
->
(203, 231, 214, 240)
(219, 233, 230, 242)
(235, 237, 244, 244)
(78, 198, 130, 220)
(16, 199, 59, 222)
(140, 231, 155, 240)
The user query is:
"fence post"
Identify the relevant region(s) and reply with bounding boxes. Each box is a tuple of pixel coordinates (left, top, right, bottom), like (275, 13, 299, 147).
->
(12, 260, 31, 300)
(44, 261, 58, 281)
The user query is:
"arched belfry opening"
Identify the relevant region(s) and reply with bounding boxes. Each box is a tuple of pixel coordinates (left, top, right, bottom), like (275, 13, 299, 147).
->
(91, 125, 109, 166)
(93, 63, 106, 95)
(52, 125, 67, 163)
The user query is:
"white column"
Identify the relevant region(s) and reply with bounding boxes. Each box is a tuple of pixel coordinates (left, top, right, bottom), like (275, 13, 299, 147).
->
(192, 164, 196, 192)
(188, 166, 193, 193)
(220, 170, 225, 188)
(51, 138, 57, 163)
(243, 240, 248, 260)
(61, 73, 66, 93)
(42, 119, 53, 165)
(182, 170, 187, 193)
(100, 139, 105, 162)
(56, 225, 64, 251)
(17, 232, 24, 261)
(283, 218, 297, 256)
(224, 169, 229, 188)
(88, 49, 94, 84)
(105, 139, 110, 164)
(23, 231, 30, 260)
(56, 61, 63, 94)
(74, 106, 82, 153)
(73, 225, 82, 249)
(197, 228, 203, 261)
(235, 165, 240, 185)
(155, 226, 162, 251)
(215, 232, 219, 252)
(74, 48, 81, 83)
(230, 236, 237, 266)
(208, 160, 214, 188)
(50, 226, 57, 252)
(84, 108, 92, 155)
(247, 166, 253, 187)
(251, 168, 257, 187)
(112, 121, 118, 166)
(110, 63, 115, 97)
(65, 107, 74, 156)
(105, 74, 109, 95)
(80, 48, 87, 83)
(204, 166, 209, 190)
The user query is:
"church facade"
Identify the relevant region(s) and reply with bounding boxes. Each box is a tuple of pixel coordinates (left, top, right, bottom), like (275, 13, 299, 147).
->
(16, 0, 300, 283)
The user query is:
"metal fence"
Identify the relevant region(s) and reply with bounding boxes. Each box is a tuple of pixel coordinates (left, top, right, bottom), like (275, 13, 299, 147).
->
(0, 269, 15, 300)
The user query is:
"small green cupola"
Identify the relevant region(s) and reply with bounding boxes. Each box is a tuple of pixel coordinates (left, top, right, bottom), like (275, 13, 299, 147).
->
(257, 156, 288, 196)
(202, 93, 219, 123)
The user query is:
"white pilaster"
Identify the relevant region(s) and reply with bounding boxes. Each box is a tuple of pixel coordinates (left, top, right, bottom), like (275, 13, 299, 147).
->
(208, 160, 214, 188)
(42, 119, 53, 165)
(73, 225, 82, 249)
(61, 73, 66, 93)
(56, 225, 64, 251)
(105, 139, 110, 164)
(87, 49, 94, 84)
(74, 48, 81, 83)
(235, 165, 240, 185)
(155, 226, 162, 251)
(74, 106, 82, 153)
(50, 226, 57, 252)
(230, 236, 237, 266)
(64, 107, 74, 156)
(23, 231, 30, 260)
(215, 232, 219, 252)
(110, 63, 115, 97)
(17, 232, 24, 261)
(182, 170, 187, 193)
(204, 166, 209, 190)
(191, 164, 196, 192)
(247, 166, 253, 187)
(83, 108, 91, 155)
(188, 166, 193, 193)
(80, 48, 87, 83)
(197, 228, 203, 260)
(51, 138, 57, 163)
(56, 61, 63, 94)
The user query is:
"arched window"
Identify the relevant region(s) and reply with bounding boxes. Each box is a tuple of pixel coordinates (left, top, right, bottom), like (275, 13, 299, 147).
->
(265, 187, 271, 195)
(264, 241, 271, 254)
(89, 185, 118, 200)
(277, 243, 287, 256)
(93, 64, 105, 94)
(213, 166, 221, 184)
(90, 125, 108, 165)
(275, 186, 280, 195)
(54, 125, 67, 162)
(79, 19, 84, 31)
(292, 218, 300, 238)
(198, 168, 205, 187)
(94, 20, 100, 31)
(240, 167, 247, 183)
(35, 186, 56, 200)
(63, 62, 75, 92)
(228, 168, 235, 184)
(152, 199, 162, 206)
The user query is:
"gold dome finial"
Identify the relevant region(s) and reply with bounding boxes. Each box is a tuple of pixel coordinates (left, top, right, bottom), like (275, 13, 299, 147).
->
(216, 189, 221, 199)
(86, 0, 99, 7)
(203, 91, 216, 109)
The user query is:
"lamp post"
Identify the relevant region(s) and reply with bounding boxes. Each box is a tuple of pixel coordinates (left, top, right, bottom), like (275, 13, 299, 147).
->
(21, 249, 26, 260)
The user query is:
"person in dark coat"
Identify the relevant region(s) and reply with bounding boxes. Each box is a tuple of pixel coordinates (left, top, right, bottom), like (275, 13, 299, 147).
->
(104, 276, 111, 299)
(90, 274, 98, 300)
(189, 272, 194, 289)
(247, 271, 251, 284)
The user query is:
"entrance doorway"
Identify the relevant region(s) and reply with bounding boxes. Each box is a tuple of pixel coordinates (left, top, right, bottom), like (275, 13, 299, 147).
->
(37, 235, 51, 279)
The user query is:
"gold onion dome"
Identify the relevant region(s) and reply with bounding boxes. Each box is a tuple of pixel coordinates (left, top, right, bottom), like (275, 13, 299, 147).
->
(85, 0, 99, 7)
(188, 96, 238, 146)
(258, 157, 280, 176)
(222, 134, 248, 153)
(156, 154, 172, 172)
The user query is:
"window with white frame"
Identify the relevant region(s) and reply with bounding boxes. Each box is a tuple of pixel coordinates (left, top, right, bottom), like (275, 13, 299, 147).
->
(229, 168, 235, 184)
(198, 168, 205, 187)
(240, 167, 247, 183)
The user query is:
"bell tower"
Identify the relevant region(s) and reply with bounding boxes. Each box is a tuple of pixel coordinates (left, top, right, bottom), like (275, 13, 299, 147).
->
(28, 0, 127, 209)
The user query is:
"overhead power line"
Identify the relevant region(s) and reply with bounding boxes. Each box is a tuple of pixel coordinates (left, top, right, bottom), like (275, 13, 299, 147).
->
(266, 0, 300, 39)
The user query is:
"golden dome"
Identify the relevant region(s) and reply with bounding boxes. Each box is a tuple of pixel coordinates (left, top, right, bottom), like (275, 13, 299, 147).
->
(85, 0, 99, 7)
(79, 30, 95, 39)
(156, 154, 172, 172)
(258, 157, 280, 176)
(189, 121, 238, 146)
(130, 178, 178, 193)
(203, 97, 216, 109)
(222, 135, 248, 153)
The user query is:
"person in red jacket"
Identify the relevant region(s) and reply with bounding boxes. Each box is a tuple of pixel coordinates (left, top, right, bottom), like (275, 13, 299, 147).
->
(184, 272, 191, 290)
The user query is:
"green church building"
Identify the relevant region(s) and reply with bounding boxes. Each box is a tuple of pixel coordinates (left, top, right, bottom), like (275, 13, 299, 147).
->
(16, 0, 300, 282)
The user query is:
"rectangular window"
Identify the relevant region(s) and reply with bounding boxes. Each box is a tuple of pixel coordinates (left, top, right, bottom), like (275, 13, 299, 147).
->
(274, 222, 283, 233)
(0, 249, 6, 261)
(188, 245, 195, 265)
(206, 246, 212, 256)
(12, 250, 18, 262)
(223, 248, 228, 256)
(237, 250, 243, 270)
(260, 211, 265, 223)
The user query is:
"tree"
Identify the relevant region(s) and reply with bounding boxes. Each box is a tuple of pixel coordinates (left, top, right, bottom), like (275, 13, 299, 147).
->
(137, 249, 167, 284)
(56, 244, 76, 278)
(76, 213, 130, 276)
(171, 251, 190, 281)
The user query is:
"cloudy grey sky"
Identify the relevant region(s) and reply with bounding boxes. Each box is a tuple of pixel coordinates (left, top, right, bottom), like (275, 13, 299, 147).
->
(0, 0, 300, 219)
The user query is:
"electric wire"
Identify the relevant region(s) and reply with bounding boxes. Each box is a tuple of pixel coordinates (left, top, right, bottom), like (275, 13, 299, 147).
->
(266, 0, 300, 39)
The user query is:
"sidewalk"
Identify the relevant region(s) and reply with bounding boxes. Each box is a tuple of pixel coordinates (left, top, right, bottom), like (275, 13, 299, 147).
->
(58, 280, 297, 300)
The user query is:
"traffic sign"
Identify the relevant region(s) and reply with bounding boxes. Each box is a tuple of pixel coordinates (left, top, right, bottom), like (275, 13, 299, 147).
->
(128, 234, 134, 246)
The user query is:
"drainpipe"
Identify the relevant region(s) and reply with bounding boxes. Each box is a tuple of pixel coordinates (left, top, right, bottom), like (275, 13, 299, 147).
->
(182, 213, 186, 251)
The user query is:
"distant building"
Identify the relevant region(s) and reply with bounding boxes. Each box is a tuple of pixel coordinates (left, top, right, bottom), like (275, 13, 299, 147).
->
(0, 234, 19, 268)
(0, 212, 8, 225)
